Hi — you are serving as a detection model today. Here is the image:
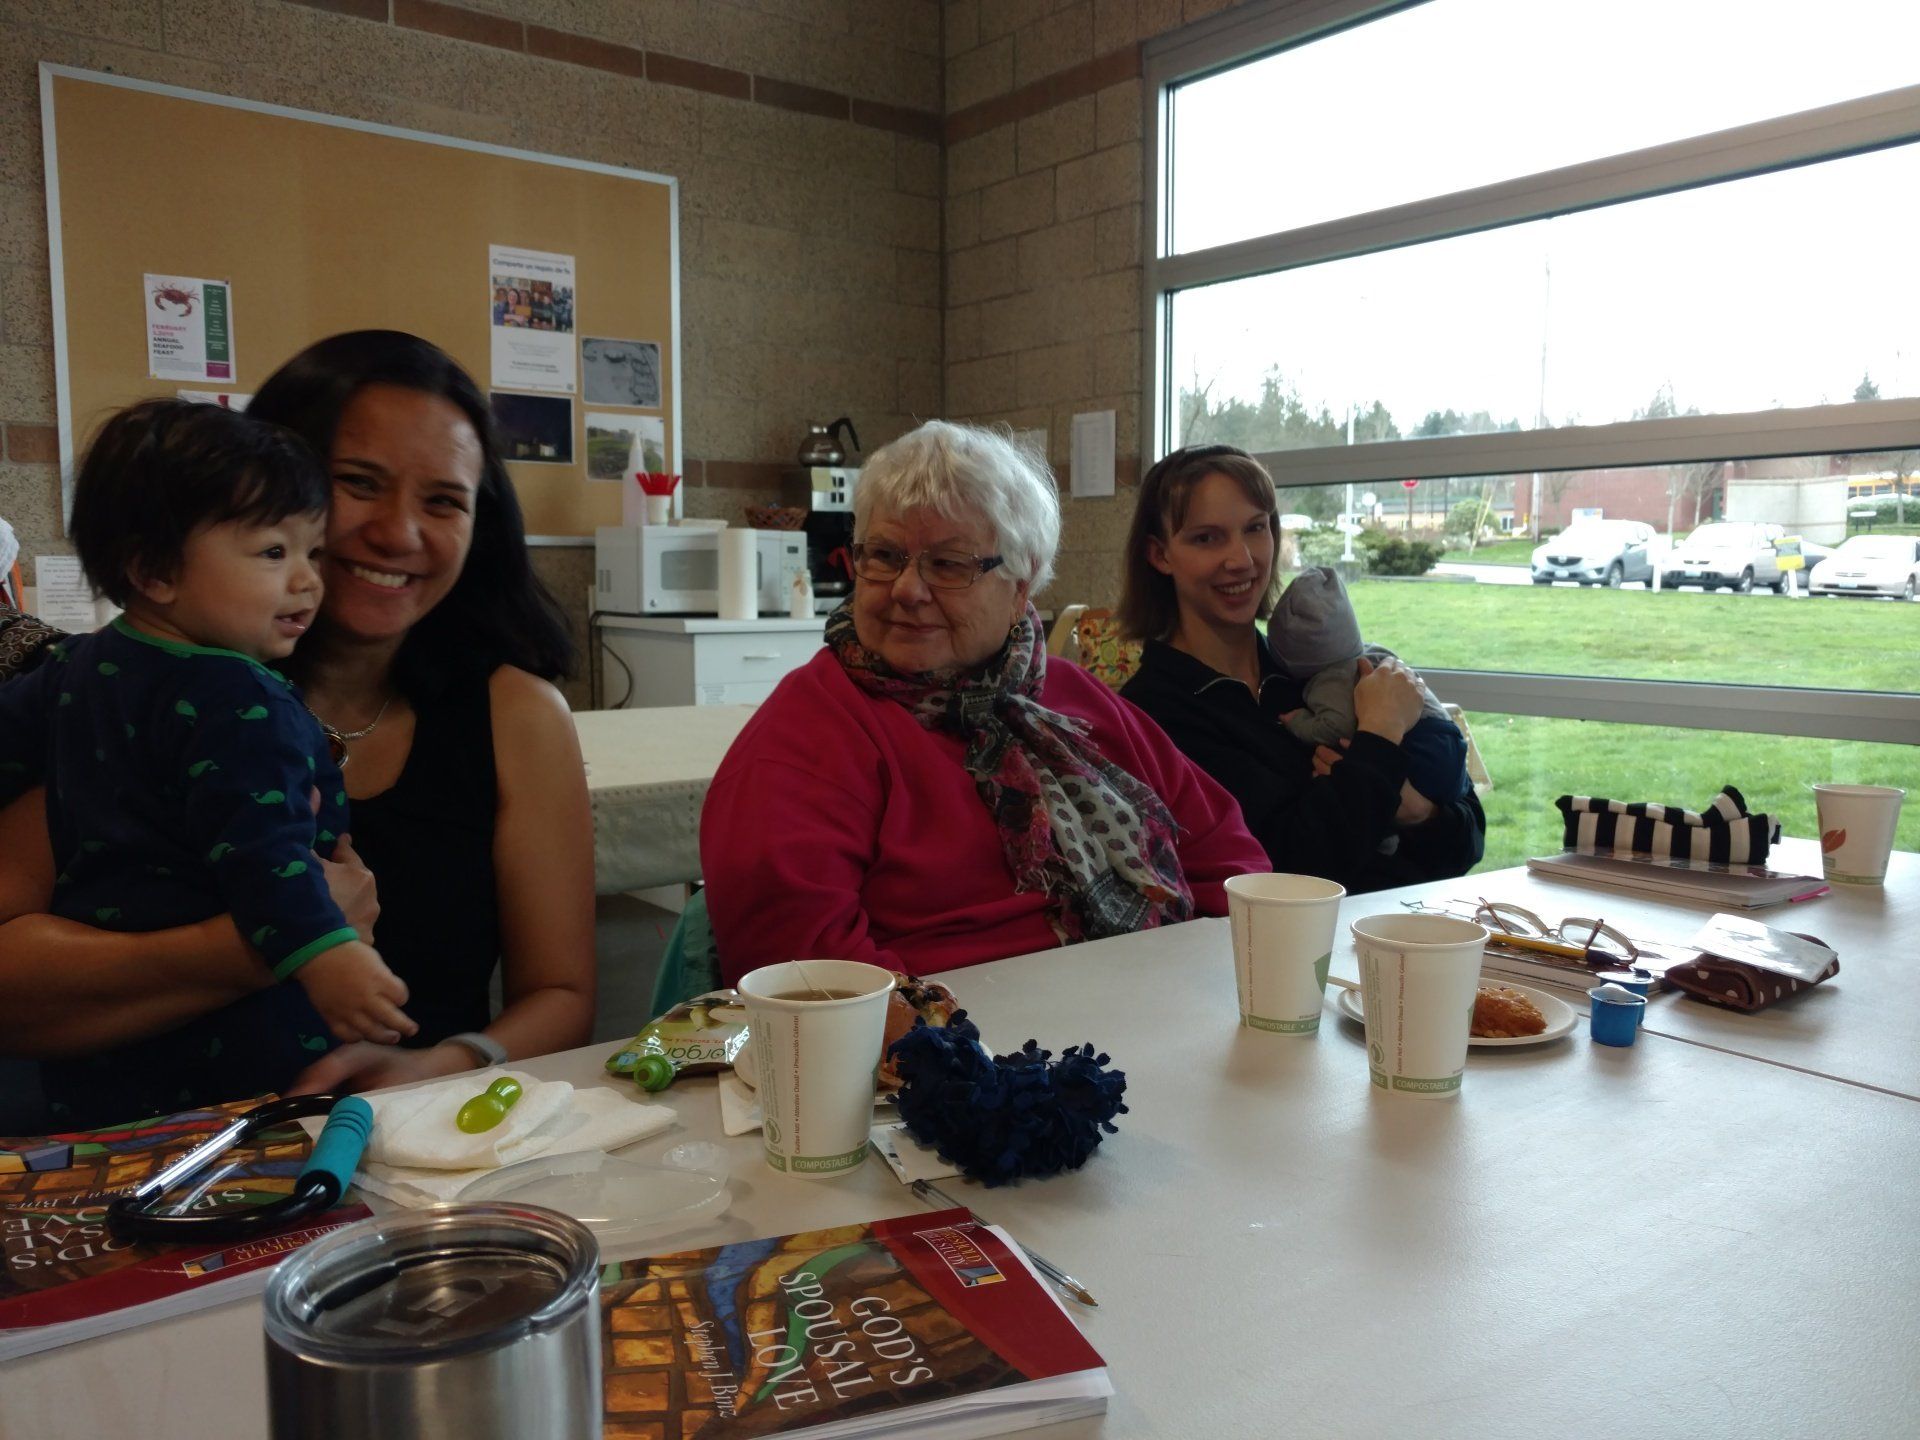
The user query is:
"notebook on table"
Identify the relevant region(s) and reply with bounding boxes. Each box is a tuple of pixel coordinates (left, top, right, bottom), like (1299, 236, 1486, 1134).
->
(1526, 850, 1827, 909)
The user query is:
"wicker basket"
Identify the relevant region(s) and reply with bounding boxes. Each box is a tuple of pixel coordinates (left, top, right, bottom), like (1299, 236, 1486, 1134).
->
(744, 505, 808, 530)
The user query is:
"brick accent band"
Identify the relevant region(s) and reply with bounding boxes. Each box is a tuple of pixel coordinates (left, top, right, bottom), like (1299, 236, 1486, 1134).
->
(285, 0, 939, 141)
(945, 44, 1144, 146)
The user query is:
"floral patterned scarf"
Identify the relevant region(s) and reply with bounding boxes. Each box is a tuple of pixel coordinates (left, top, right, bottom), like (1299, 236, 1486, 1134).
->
(827, 600, 1192, 943)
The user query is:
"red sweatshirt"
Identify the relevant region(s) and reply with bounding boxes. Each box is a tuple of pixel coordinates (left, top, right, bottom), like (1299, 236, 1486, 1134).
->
(701, 648, 1267, 982)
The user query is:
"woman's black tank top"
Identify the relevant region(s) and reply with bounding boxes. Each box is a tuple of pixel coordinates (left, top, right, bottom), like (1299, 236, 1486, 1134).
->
(350, 664, 501, 1046)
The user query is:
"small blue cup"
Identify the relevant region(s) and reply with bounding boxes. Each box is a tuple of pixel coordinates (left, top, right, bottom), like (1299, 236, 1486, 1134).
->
(1589, 987, 1647, 1047)
(1594, 969, 1652, 998)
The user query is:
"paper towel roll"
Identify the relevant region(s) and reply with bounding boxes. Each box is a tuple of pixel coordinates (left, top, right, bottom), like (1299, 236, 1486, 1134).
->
(718, 526, 758, 620)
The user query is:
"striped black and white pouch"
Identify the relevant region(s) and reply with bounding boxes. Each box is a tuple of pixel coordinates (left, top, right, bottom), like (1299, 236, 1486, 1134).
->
(1555, 785, 1780, 865)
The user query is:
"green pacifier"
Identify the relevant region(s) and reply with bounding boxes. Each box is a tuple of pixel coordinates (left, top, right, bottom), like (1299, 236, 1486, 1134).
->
(455, 1076, 524, 1133)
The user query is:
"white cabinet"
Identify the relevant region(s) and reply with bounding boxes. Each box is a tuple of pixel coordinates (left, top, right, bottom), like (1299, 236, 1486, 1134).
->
(595, 616, 826, 708)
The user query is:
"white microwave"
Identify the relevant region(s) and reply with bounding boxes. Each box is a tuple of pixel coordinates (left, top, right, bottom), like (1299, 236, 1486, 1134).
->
(593, 526, 806, 615)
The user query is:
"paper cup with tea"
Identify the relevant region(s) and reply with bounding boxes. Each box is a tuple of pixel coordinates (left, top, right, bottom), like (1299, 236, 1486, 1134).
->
(1349, 913, 1488, 1099)
(1813, 783, 1905, 886)
(736, 960, 894, 1177)
(1225, 873, 1346, 1035)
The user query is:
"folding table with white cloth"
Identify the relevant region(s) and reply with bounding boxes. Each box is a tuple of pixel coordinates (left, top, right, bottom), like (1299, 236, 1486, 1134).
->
(573, 704, 756, 894)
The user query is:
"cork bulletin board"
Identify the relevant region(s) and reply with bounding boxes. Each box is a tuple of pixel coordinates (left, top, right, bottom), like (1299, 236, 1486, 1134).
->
(40, 64, 680, 540)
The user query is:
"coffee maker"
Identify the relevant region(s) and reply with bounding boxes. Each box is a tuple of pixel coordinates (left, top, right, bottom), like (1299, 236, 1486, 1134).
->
(784, 466, 858, 608)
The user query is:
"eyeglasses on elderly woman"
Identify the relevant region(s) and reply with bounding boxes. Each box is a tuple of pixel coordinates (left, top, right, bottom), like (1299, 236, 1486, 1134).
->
(850, 541, 1005, 590)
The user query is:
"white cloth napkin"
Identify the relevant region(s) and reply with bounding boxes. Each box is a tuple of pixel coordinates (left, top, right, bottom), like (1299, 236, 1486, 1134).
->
(307, 1069, 678, 1207)
(870, 1120, 962, 1183)
(717, 1073, 764, 1137)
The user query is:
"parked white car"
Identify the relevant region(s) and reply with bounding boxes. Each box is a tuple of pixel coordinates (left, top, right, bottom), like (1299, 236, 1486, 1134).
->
(1530, 520, 1658, 586)
(1660, 522, 1788, 593)
(1808, 534, 1920, 600)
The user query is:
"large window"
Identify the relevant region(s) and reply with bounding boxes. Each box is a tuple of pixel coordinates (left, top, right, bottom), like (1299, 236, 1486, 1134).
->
(1146, 0, 1920, 766)
(1166, 0, 1920, 253)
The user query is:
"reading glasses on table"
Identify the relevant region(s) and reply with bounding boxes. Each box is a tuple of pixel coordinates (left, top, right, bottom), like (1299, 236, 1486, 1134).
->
(1399, 898, 1661, 979)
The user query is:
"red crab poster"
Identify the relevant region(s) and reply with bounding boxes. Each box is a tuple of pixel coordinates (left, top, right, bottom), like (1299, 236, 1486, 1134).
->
(143, 272, 233, 382)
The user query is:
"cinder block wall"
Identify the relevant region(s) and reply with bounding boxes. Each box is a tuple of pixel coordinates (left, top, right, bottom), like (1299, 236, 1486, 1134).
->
(0, 0, 942, 707)
(942, 0, 1242, 610)
(1, 0, 1259, 684)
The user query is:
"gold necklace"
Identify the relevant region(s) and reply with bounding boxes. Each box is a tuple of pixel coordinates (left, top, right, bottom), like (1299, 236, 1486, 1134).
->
(307, 695, 391, 771)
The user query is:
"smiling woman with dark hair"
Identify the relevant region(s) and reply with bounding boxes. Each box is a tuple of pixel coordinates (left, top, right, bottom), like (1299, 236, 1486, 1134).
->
(0, 331, 594, 1120)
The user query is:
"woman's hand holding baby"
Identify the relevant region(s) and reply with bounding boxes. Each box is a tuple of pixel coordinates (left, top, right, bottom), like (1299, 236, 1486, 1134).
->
(318, 834, 379, 943)
(297, 939, 416, 1044)
(1353, 655, 1426, 745)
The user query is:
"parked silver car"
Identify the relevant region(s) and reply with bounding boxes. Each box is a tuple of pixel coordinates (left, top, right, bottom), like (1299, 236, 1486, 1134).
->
(1808, 534, 1920, 600)
(1660, 522, 1788, 593)
(1530, 520, 1658, 587)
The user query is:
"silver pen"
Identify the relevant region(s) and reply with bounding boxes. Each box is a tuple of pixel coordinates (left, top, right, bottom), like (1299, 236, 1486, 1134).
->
(910, 1179, 1098, 1308)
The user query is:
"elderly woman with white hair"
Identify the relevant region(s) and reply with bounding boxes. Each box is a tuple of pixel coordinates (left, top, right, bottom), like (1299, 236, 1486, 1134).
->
(700, 421, 1265, 982)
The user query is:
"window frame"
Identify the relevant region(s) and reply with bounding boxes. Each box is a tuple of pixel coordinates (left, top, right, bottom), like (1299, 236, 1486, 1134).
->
(1140, 0, 1920, 745)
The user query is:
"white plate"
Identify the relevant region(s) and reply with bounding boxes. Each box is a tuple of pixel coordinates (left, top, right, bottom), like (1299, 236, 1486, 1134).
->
(1334, 979, 1577, 1048)
(456, 1151, 729, 1243)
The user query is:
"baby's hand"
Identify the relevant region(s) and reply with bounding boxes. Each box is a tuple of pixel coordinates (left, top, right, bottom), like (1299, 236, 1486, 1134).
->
(296, 940, 417, 1044)
(1281, 707, 1303, 722)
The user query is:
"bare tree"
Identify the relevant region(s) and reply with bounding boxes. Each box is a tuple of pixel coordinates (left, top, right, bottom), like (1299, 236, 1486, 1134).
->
(1179, 366, 1216, 444)
(1665, 461, 1722, 540)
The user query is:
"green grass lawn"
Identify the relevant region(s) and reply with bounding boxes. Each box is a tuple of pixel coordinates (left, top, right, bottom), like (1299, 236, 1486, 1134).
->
(1462, 715, 1917, 871)
(1437, 536, 1538, 565)
(1341, 578, 1918, 870)
(1350, 575, 1917, 690)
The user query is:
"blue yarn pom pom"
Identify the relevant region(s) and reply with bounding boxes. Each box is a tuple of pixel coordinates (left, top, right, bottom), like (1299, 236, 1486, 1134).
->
(886, 1010, 1127, 1187)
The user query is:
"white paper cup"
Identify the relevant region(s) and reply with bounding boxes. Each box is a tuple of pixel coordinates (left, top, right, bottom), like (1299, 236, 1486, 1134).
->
(1350, 914, 1488, 1100)
(1813, 784, 1905, 886)
(1225, 873, 1346, 1034)
(737, 960, 893, 1176)
(643, 494, 671, 526)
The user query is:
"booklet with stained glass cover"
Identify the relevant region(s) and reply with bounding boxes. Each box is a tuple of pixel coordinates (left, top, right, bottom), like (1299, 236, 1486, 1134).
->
(0, 1097, 368, 1360)
(601, 1208, 1110, 1440)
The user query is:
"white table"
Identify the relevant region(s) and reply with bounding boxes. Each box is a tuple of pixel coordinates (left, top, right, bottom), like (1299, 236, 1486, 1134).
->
(574, 705, 755, 894)
(1340, 839, 1920, 1102)
(9, 891, 1918, 1439)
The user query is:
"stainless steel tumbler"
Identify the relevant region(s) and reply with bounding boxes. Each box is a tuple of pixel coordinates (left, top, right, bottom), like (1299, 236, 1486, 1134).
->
(263, 1203, 601, 1440)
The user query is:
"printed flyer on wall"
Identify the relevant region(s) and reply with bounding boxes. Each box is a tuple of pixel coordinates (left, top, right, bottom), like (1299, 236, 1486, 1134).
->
(144, 274, 233, 382)
(583, 337, 662, 408)
(489, 244, 577, 394)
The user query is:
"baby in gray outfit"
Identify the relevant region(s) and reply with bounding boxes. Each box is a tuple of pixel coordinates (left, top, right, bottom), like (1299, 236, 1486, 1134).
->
(1267, 567, 1469, 803)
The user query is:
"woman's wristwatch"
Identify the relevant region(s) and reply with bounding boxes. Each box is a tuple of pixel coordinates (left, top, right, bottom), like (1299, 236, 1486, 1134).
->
(444, 1031, 507, 1068)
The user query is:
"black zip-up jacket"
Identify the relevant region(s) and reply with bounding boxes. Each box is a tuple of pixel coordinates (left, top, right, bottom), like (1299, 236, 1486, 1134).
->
(1120, 636, 1485, 894)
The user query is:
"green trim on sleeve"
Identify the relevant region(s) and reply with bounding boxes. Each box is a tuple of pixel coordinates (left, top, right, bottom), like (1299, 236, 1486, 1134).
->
(271, 926, 360, 980)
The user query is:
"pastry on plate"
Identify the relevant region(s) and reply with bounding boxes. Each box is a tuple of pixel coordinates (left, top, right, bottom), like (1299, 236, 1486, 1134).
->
(1471, 984, 1547, 1039)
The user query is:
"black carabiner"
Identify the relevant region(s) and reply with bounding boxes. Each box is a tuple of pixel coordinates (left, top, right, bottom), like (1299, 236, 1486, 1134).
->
(106, 1094, 373, 1244)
